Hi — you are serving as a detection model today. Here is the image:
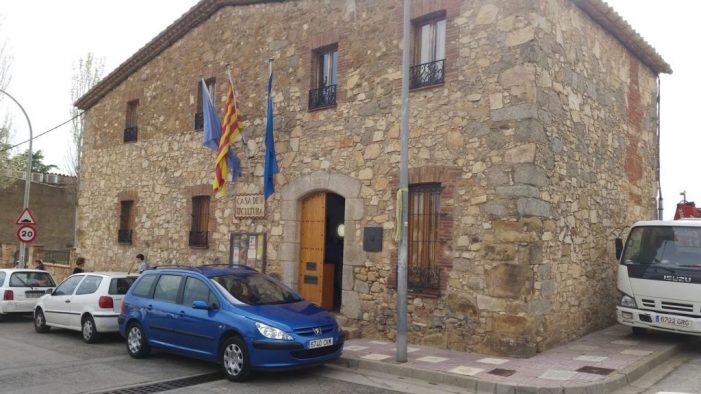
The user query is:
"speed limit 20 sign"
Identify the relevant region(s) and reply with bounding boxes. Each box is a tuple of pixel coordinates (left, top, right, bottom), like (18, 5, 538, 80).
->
(16, 225, 37, 243)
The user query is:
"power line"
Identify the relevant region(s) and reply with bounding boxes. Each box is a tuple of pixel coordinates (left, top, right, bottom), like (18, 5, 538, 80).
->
(6, 111, 84, 149)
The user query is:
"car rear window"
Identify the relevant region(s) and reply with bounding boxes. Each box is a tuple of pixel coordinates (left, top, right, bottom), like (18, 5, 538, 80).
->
(109, 277, 136, 295)
(9, 271, 55, 288)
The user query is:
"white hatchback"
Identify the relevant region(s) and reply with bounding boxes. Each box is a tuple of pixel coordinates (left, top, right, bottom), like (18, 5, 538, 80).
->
(0, 269, 56, 318)
(34, 272, 137, 343)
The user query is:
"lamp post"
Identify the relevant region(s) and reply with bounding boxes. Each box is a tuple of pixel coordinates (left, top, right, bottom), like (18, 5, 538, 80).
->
(0, 88, 33, 268)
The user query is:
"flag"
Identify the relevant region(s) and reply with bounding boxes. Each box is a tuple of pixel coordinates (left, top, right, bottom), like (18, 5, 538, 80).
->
(263, 70, 279, 200)
(213, 80, 243, 195)
(201, 79, 221, 151)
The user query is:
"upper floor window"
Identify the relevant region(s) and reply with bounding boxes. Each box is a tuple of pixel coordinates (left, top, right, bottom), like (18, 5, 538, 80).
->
(411, 13, 446, 89)
(189, 195, 210, 248)
(124, 100, 139, 142)
(118, 200, 134, 244)
(308, 45, 337, 111)
(407, 183, 442, 294)
(195, 78, 216, 130)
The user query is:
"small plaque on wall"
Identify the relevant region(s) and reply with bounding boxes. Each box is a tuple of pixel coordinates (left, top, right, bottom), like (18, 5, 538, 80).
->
(229, 232, 266, 272)
(363, 227, 383, 252)
(235, 194, 265, 218)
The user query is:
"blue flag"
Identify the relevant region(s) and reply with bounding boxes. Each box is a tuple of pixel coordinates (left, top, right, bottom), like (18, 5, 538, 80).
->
(263, 71, 279, 200)
(201, 80, 221, 151)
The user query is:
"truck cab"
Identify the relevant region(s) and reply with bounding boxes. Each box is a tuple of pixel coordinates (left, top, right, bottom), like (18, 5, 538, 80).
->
(616, 220, 701, 335)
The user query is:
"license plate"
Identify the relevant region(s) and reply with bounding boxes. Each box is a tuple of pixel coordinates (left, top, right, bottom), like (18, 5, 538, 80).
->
(309, 337, 333, 349)
(656, 315, 692, 328)
(25, 292, 43, 298)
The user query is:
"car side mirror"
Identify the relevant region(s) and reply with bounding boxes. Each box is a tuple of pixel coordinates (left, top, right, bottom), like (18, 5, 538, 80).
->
(615, 238, 623, 260)
(192, 300, 210, 310)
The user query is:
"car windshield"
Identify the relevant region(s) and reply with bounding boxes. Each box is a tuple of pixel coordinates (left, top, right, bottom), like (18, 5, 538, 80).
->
(9, 271, 55, 288)
(211, 273, 302, 305)
(623, 226, 701, 271)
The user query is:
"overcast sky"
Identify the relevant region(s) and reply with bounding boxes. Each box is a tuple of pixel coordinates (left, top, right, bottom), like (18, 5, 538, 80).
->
(0, 0, 698, 220)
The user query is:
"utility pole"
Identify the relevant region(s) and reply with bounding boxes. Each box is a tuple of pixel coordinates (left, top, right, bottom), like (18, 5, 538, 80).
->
(396, 0, 410, 363)
(0, 88, 33, 268)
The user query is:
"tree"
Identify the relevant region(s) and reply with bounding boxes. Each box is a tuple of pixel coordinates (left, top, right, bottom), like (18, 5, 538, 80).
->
(0, 19, 15, 189)
(11, 149, 57, 173)
(67, 53, 104, 176)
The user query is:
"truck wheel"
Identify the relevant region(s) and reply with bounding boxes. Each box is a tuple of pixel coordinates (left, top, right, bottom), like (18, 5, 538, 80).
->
(632, 326, 647, 336)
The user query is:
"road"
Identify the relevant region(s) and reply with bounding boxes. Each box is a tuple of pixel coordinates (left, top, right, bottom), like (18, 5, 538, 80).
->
(0, 315, 462, 394)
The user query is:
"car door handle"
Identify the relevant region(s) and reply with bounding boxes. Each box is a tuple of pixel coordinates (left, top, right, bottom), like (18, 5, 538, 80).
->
(147, 305, 153, 310)
(65, 300, 71, 303)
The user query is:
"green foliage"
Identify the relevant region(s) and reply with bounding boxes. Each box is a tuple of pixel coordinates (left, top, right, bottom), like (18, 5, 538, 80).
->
(11, 149, 57, 173)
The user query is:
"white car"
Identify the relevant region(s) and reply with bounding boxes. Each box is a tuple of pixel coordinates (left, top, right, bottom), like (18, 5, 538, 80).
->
(0, 269, 56, 318)
(34, 272, 137, 343)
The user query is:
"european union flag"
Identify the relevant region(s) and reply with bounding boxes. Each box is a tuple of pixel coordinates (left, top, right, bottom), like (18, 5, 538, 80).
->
(201, 80, 221, 151)
(263, 71, 279, 200)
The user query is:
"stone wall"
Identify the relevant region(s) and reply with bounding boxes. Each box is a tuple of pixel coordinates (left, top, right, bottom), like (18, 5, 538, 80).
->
(78, 0, 660, 356)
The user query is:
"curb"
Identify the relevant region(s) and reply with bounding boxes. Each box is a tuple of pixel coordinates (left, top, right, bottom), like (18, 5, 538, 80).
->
(332, 339, 687, 394)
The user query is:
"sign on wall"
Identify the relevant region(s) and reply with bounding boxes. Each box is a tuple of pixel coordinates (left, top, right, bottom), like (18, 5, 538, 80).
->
(235, 194, 265, 218)
(229, 232, 267, 272)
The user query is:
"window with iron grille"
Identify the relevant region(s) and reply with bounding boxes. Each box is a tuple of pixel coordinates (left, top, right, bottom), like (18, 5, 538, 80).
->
(411, 13, 446, 89)
(195, 78, 216, 130)
(118, 200, 134, 244)
(124, 100, 139, 142)
(407, 183, 442, 293)
(190, 195, 210, 247)
(308, 45, 337, 111)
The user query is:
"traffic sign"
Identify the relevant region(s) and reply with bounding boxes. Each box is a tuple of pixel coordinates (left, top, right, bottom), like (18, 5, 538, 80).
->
(16, 225, 37, 243)
(15, 208, 37, 225)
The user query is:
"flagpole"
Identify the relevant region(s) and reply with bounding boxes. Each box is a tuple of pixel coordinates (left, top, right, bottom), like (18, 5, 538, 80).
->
(396, 0, 410, 364)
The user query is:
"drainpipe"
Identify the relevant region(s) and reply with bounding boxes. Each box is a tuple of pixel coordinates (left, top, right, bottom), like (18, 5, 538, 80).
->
(656, 77, 663, 220)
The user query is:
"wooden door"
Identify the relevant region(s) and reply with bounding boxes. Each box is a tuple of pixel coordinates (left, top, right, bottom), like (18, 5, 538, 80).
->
(299, 192, 326, 307)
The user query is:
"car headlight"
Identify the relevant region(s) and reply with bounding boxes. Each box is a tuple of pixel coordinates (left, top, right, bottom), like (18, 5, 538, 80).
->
(255, 322, 293, 340)
(619, 292, 637, 308)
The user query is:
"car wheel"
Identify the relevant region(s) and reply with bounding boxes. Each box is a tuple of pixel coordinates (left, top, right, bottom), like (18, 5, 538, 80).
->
(34, 309, 50, 333)
(82, 315, 100, 344)
(632, 326, 647, 336)
(126, 323, 150, 359)
(221, 336, 251, 382)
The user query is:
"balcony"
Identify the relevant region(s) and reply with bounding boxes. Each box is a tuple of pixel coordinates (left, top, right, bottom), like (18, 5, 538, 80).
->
(123, 126, 138, 143)
(308, 84, 337, 111)
(194, 112, 204, 130)
(189, 231, 209, 248)
(410, 59, 445, 90)
(118, 229, 132, 244)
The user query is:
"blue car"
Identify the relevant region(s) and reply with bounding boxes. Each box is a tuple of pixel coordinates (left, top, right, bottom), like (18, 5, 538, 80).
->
(118, 265, 344, 381)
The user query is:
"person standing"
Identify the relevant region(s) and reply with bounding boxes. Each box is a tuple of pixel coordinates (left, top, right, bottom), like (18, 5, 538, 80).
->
(34, 259, 46, 270)
(73, 257, 86, 274)
(136, 254, 149, 273)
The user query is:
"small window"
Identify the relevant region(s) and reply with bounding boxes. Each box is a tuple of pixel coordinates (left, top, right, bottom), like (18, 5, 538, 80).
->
(153, 275, 183, 303)
(53, 276, 84, 296)
(407, 183, 442, 293)
(182, 277, 215, 307)
(118, 200, 134, 244)
(110, 277, 137, 295)
(411, 13, 446, 89)
(76, 275, 103, 295)
(124, 100, 139, 142)
(131, 275, 157, 298)
(195, 78, 216, 130)
(190, 196, 210, 247)
(0, 272, 6, 286)
(308, 45, 338, 110)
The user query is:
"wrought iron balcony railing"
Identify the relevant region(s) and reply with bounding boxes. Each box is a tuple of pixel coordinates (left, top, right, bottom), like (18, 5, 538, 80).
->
(123, 126, 138, 143)
(118, 229, 132, 244)
(410, 59, 445, 89)
(189, 231, 209, 247)
(308, 84, 337, 110)
(194, 112, 204, 130)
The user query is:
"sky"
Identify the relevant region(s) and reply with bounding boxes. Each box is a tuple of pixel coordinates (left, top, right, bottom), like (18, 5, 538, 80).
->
(0, 0, 698, 220)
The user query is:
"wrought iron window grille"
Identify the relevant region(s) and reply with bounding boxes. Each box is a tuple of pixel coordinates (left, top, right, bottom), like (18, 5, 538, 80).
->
(118, 229, 132, 244)
(410, 59, 445, 89)
(194, 112, 204, 130)
(189, 231, 209, 247)
(123, 126, 138, 143)
(308, 84, 337, 110)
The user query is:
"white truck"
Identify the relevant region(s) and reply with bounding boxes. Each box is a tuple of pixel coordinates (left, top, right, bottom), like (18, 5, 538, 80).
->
(616, 219, 701, 335)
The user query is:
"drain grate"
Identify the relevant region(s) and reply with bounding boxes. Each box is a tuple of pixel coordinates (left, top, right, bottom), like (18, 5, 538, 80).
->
(487, 368, 516, 377)
(96, 372, 222, 394)
(577, 366, 615, 375)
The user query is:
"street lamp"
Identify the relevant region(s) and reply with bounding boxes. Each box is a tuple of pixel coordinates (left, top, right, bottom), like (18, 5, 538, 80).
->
(0, 88, 33, 268)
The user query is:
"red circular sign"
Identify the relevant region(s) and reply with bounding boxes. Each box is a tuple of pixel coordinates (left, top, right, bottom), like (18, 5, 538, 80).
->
(16, 225, 37, 243)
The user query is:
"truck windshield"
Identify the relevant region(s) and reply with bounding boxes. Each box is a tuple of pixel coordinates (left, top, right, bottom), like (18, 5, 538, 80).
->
(623, 226, 701, 271)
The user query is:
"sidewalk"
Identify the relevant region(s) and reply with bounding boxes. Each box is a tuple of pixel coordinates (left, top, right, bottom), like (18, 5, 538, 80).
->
(333, 324, 689, 393)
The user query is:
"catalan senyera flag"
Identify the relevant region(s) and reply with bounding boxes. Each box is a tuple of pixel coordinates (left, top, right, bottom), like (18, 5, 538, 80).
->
(213, 80, 243, 196)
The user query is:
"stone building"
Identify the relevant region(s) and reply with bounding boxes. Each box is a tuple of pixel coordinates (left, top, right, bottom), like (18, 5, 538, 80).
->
(75, 0, 670, 356)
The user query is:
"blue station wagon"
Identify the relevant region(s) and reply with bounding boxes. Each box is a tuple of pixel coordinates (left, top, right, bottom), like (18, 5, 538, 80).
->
(118, 265, 344, 381)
